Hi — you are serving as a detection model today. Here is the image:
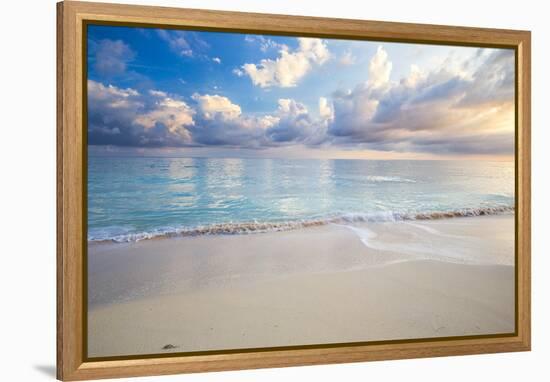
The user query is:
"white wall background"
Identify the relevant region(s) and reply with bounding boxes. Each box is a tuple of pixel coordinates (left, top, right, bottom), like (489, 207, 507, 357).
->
(0, 0, 547, 380)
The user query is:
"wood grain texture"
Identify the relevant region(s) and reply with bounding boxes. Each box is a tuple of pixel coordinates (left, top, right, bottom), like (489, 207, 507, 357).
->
(58, 1, 85, 379)
(57, 1, 531, 380)
(56, 2, 64, 378)
(516, 35, 531, 350)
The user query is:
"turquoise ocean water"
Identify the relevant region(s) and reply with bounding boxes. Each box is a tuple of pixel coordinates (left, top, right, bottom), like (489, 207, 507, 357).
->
(87, 157, 514, 242)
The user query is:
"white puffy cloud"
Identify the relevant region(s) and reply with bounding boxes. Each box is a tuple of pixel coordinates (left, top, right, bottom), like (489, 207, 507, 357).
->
(240, 37, 330, 88)
(319, 97, 334, 121)
(402, 64, 423, 88)
(277, 98, 308, 116)
(88, 80, 140, 104)
(298, 38, 330, 63)
(134, 97, 195, 139)
(258, 115, 280, 129)
(368, 46, 392, 89)
(212, 57, 221, 64)
(192, 94, 242, 120)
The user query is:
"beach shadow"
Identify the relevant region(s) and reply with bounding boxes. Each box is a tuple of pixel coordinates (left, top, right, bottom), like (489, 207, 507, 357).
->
(34, 364, 56, 379)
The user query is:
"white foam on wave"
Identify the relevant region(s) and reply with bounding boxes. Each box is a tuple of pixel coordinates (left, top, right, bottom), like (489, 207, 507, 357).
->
(404, 222, 466, 240)
(88, 205, 514, 243)
(365, 175, 416, 183)
(334, 224, 377, 247)
(337, 218, 513, 266)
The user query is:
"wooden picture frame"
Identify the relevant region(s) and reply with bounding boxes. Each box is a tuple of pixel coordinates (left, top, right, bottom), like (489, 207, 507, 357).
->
(57, 1, 531, 380)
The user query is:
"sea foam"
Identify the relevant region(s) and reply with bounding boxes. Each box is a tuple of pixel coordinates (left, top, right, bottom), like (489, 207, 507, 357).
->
(88, 205, 514, 243)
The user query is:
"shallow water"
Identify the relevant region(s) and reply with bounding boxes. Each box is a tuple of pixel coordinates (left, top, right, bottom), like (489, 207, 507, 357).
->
(88, 157, 514, 242)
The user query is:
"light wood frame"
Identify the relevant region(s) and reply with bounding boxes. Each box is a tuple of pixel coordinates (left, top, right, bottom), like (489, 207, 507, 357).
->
(57, 1, 531, 380)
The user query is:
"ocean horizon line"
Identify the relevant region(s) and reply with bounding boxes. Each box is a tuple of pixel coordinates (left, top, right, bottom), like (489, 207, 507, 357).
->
(88, 154, 515, 163)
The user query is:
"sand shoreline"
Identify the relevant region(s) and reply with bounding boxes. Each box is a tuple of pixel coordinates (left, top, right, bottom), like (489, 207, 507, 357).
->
(87, 215, 515, 358)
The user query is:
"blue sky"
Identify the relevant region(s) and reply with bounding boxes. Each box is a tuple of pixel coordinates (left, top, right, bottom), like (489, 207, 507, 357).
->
(87, 25, 515, 160)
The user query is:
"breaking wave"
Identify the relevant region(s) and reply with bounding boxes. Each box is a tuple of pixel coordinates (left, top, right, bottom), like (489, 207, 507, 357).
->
(88, 205, 514, 244)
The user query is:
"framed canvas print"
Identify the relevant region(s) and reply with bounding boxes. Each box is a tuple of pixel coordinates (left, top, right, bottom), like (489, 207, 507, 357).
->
(57, 1, 531, 380)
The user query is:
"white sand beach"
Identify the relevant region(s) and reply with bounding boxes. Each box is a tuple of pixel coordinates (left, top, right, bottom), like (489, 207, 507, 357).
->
(87, 215, 515, 358)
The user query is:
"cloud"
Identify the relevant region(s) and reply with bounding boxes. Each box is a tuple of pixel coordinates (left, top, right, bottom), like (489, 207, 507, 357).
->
(88, 80, 140, 102)
(244, 35, 287, 52)
(232, 68, 244, 77)
(265, 99, 323, 143)
(88, 80, 195, 147)
(92, 39, 135, 76)
(212, 57, 221, 64)
(456, 49, 515, 107)
(88, 78, 326, 149)
(339, 50, 356, 66)
(188, 97, 269, 147)
(134, 97, 195, 144)
(240, 37, 330, 88)
(89, 45, 514, 157)
(181, 97, 321, 147)
(327, 46, 515, 155)
(88, 80, 139, 143)
(156, 30, 209, 58)
(149, 89, 167, 97)
(191, 94, 242, 120)
(368, 46, 392, 89)
(188, 96, 324, 147)
(157, 30, 193, 57)
(319, 97, 334, 121)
